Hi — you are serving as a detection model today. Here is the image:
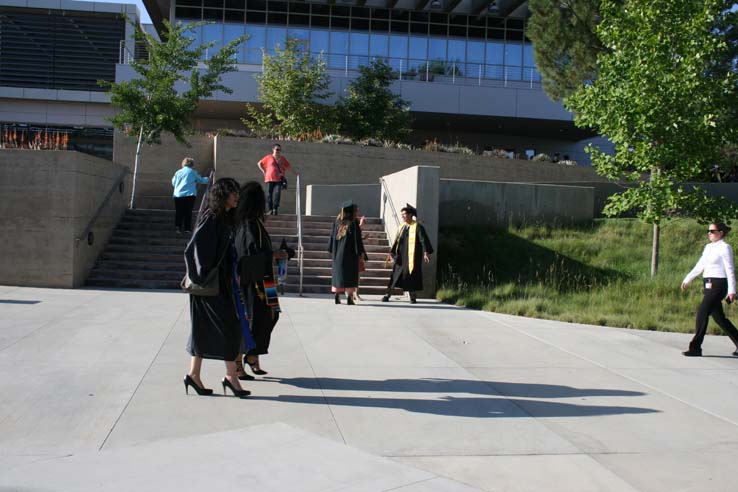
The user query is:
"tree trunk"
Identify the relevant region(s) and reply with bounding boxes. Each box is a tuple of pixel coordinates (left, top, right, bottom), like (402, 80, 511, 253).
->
(130, 125, 144, 209)
(651, 222, 660, 277)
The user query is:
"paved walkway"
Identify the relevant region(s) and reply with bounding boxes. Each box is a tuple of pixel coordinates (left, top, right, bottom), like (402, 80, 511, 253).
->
(1, 286, 738, 491)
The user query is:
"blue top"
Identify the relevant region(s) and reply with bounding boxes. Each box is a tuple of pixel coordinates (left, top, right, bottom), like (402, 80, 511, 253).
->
(172, 167, 209, 197)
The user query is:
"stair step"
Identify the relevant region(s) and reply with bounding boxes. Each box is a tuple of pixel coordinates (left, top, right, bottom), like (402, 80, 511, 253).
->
(87, 208, 392, 291)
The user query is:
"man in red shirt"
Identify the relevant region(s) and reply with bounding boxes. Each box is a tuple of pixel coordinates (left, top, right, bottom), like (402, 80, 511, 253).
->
(257, 143, 298, 215)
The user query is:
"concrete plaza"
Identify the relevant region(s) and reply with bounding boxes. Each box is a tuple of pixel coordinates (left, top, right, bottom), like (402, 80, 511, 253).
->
(1, 286, 737, 491)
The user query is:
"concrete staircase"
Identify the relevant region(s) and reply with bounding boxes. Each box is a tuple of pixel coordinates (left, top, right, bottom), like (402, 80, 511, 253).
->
(86, 209, 393, 294)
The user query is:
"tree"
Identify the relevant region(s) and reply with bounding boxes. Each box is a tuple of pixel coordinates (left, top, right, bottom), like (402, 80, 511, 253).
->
(566, 0, 738, 276)
(243, 38, 333, 139)
(102, 20, 245, 208)
(527, 0, 605, 102)
(337, 60, 412, 142)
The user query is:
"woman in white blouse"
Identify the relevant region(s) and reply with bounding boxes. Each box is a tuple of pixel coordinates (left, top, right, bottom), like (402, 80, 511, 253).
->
(681, 222, 738, 357)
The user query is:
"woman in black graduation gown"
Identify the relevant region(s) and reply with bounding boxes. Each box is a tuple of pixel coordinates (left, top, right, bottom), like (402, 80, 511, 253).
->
(381, 204, 433, 304)
(328, 201, 367, 305)
(234, 181, 282, 376)
(184, 177, 250, 398)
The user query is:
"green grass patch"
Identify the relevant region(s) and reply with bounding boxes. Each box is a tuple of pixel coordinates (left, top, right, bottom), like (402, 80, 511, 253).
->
(436, 218, 736, 334)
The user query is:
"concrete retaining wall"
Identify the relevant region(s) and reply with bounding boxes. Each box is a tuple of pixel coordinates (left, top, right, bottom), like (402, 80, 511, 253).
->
(305, 184, 381, 217)
(439, 179, 593, 226)
(112, 133, 606, 212)
(0, 150, 127, 287)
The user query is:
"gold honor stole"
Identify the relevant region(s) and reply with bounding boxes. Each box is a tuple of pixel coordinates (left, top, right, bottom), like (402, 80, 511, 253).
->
(408, 221, 417, 274)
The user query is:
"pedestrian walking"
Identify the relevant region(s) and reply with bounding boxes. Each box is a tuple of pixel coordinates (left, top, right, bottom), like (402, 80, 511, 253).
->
(171, 157, 209, 233)
(681, 222, 738, 357)
(183, 177, 251, 398)
(381, 204, 433, 304)
(234, 181, 283, 377)
(257, 143, 298, 216)
(328, 201, 367, 305)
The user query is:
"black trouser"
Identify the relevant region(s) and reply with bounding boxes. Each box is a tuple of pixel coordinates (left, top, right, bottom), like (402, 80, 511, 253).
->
(385, 275, 416, 300)
(267, 181, 282, 212)
(690, 277, 738, 350)
(174, 195, 196, 231)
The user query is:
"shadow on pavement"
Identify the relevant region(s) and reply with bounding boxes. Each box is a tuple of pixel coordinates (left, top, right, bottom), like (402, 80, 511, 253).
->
(265, 377, 646, 398)
(249, 394, 658, 418)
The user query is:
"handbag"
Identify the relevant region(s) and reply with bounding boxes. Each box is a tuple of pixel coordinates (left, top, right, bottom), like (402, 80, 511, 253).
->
(181, 242, 230, 296)
(280, 176, 288, 189)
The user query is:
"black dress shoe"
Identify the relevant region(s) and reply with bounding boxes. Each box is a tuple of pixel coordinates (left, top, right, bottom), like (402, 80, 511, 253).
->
(732, 350, 738, 356)
(381, 295, 390, 302)
(682, 349, 702, 357)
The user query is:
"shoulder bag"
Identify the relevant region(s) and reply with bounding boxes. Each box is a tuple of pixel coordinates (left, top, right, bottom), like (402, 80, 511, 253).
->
(181, 242, 230, 296)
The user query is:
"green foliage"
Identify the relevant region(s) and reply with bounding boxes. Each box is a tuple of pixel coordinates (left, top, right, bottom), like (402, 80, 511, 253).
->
(101, 20, 245, 145)
(243, 38, 335, 139)
(437, 220, 724, 333)
(337, 59, 412, 142)
(527, 0, 605, 101)
(566, 0, 738, 226)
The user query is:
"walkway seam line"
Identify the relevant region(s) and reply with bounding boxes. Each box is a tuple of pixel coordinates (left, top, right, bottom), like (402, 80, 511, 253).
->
(481, 311, 738, 428)
(97, 303, 186, 451)
(283, 305, 348, 445)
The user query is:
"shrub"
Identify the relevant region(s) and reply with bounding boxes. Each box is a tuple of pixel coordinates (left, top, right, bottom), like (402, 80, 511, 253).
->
(532, 153, 553, 162)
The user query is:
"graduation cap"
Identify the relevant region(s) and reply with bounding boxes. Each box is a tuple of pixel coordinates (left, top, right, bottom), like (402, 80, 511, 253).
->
(340, 200, 356, 213)
(339, 200, 356, 220)
(403, 203, 417, 217)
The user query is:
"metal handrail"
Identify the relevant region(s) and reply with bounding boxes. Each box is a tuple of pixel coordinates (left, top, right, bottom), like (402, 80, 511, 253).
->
(75, 167, 129, 247)
(295, 174, 304, 296)
(379, 176, 401, 231)
(194, 170, 215, 226)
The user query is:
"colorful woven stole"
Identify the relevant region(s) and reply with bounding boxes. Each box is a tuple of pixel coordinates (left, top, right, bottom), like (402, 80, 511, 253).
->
(408, 221, 418, 274)
(256, 220, 281, 311)
(229, 234, 256, 350)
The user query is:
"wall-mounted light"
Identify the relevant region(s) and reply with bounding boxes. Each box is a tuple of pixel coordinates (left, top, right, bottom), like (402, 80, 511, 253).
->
(430, 0, 443, 8)
(487, 1, 499, 12)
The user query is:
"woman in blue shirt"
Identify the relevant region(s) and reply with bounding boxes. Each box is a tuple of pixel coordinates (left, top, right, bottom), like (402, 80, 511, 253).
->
(171, 157, 209, 233)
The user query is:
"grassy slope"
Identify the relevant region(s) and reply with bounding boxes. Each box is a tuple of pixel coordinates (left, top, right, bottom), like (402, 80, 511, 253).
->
(436, 219, 736, 334)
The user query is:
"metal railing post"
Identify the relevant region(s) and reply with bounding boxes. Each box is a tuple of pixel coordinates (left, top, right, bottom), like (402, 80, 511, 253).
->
(478, 65, 482, 86)
(399, 58, 403, 81)
(295, 174, 304, 296)
(452, 62, 456, 84)
(425, 61, 429, 82)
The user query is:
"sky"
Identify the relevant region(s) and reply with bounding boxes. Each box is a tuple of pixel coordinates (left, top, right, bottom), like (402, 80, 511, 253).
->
(77, 0, 152, 24)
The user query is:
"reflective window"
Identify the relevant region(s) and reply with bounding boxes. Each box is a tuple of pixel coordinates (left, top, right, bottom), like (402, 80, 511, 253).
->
(310, 29, 329, 55)
(224, 23, 246, 63)
(428, 37, 446, 61)
(266, 26, 286, 53)
(245, 25, 265, 63)
(370, 33, 388, 58)
(350, 32, 369, 68)
(389, 34, 408, 72)
(171, 1, 543, 82)
(447, 38, 464, 73)
(505, 41, 522, 80)
(467, 40, 484, 79)
(329, 31, 348, 69)
(408, 36, 426, 66)
(485, 41, 503, 78)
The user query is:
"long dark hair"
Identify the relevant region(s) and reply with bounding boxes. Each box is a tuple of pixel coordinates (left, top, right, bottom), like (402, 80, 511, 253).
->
(237, 181, 266, 223)
(713, 222, 732, 236)
(208, 177, 239, 225)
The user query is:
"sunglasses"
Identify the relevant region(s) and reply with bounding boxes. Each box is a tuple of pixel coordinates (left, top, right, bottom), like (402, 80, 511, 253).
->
(708, 229, 721, 234)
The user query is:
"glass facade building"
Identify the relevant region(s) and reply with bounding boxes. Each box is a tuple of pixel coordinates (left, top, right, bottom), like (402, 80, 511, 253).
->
(173, 0, 540, 82)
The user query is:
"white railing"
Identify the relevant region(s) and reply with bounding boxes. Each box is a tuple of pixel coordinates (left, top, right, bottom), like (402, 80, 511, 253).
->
(295, 174, 304, 296)
(379, 176, 401, 245)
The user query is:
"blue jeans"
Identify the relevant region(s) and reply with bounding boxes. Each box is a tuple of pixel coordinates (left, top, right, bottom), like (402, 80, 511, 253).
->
(267, 181, 282, 212)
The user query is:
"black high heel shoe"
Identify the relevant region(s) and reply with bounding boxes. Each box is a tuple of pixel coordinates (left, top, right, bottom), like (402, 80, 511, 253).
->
(183, 375, 213, 396)
(221, 377, 251, 398)
(245, 356, 268, 375)
(335, 293, 341, 304)
(347, 294, 355, 306)
(235, 361, 255, 381)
